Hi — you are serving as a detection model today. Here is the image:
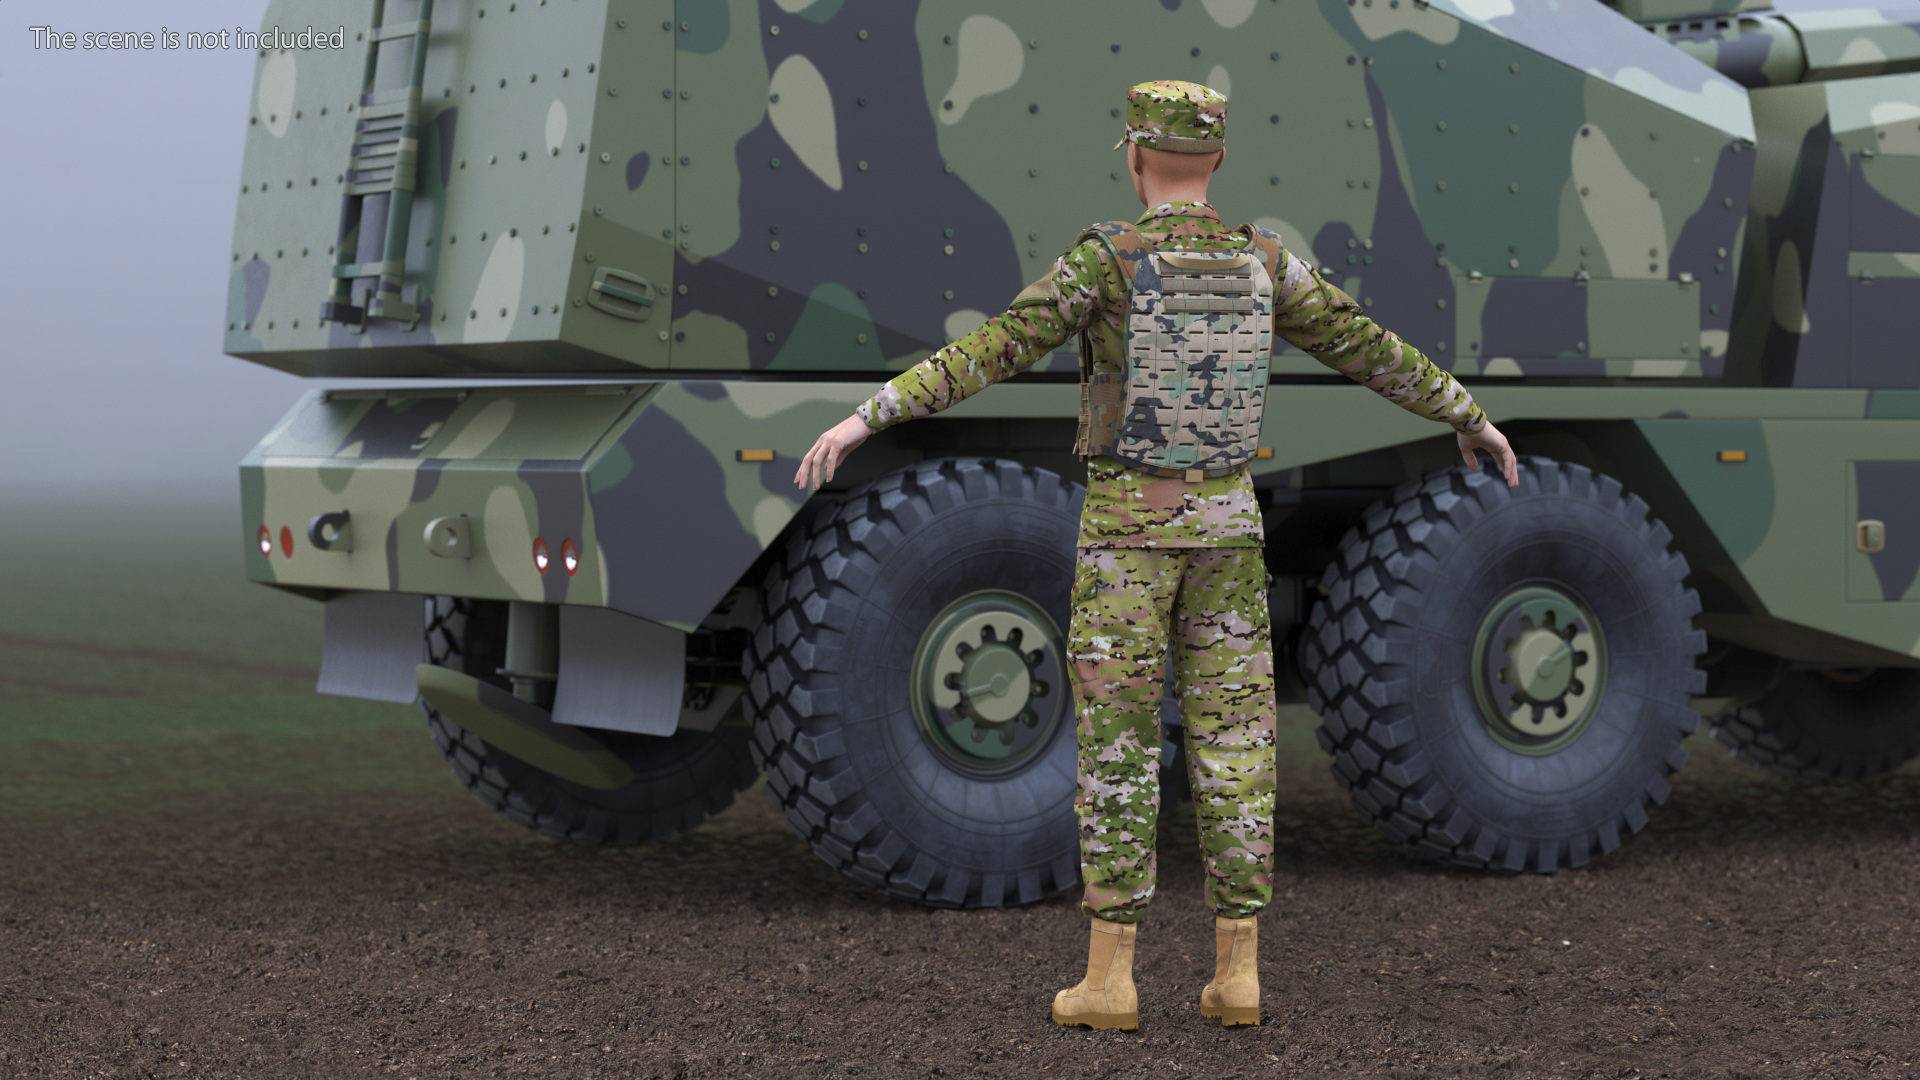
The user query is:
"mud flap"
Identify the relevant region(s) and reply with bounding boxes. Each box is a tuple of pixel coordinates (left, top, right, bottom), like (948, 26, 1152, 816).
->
(317, 591, 425, 703)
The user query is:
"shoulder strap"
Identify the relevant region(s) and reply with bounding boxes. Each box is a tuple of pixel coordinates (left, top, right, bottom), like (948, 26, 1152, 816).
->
(1073, 221, 1150, 383)
(1077, 221, 1151, 289)
(1237, 223, 1285, 286)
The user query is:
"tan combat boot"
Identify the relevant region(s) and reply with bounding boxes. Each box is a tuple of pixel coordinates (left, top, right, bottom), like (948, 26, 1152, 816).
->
(1199, 915, 1260, 1026)
(1050, 918, 1139, 1031)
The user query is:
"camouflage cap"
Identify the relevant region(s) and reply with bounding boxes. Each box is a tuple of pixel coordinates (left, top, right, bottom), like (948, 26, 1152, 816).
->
(1113, 80, 1228, 153)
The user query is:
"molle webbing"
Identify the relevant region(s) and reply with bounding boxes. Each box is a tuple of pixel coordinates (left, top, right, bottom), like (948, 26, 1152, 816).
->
(1074, 222, 1277, 481)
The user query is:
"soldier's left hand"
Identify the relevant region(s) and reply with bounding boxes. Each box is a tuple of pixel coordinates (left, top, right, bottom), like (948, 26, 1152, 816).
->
(1457, 421, 1519, 488)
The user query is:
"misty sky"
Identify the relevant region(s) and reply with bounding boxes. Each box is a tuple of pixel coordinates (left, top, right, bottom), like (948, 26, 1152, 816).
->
(0, 2, 433, 487)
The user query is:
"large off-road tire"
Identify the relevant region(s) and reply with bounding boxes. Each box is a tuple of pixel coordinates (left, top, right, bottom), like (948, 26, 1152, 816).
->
(422, 598, 759, 846)
(1302, 458, 1706, 873)
(1711, 668, 1920, 781)
(744, 458, 1082, 908)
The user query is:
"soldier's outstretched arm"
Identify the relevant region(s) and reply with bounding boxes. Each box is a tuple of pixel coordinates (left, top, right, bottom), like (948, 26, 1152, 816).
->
(1271, 252, 1516, 487)
(793, 238, 1118, 491)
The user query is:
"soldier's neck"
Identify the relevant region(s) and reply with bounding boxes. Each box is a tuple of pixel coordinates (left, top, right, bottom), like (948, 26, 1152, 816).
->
(1137, 178, 1211, 209)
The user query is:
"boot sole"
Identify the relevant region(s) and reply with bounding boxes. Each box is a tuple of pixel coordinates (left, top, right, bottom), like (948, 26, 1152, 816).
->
(1200, 1005, 1260, 1026)
(1051, 1006, 1139, 1031)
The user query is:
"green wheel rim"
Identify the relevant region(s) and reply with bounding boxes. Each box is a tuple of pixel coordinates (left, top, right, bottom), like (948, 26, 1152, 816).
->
(1469, 583, 1608, 756)
(909, 589, 1068, 773)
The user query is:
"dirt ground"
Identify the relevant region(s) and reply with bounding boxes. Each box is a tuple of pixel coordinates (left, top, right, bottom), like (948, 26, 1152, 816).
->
(5, 716, 1920, 1080)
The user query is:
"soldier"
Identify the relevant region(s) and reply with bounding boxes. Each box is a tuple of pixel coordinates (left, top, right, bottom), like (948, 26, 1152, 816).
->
(795, 80, 1518, 1031)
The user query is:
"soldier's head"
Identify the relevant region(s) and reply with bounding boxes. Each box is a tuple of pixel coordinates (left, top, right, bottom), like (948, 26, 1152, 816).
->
(1115, 80, 1227, 204)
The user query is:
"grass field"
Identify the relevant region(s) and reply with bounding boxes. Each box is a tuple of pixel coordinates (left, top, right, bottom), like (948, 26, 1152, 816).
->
(0, 483, 458, 820)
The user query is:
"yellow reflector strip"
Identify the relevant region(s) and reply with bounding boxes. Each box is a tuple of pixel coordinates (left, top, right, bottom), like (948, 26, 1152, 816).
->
(737, 449, 775, 462)
(1255, 447, 1273, 459)
(1718, 450, 1748, 463)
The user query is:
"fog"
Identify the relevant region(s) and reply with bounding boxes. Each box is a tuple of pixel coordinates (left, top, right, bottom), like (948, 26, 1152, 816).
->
(0, 1, 420, 489)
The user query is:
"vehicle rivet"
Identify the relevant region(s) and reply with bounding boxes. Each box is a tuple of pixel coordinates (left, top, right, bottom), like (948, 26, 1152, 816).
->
(769, 24, 780, 35)
(859, 29, 869, 39)
(607, 87, 617, 96)
(658, 330, 668, 340)
(768, 287, 779, 297)
(858, 161, 868, 171)
(1436, 181, 1447, 191)
(766, 332, 778, 342)
(600, 151, 610, 162)
(678, 285, 688, 295)
(944, 290, 955, 300)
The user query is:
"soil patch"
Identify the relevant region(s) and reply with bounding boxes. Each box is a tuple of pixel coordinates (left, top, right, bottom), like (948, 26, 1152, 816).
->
(5, 724, 1919, 1080)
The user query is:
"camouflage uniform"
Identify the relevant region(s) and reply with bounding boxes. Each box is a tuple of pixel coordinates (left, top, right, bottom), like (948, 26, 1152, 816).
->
(858, 81, 1487, 924)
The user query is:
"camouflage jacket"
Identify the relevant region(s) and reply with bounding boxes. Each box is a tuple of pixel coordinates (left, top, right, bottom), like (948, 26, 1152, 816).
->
(858, 200, 1488, 548)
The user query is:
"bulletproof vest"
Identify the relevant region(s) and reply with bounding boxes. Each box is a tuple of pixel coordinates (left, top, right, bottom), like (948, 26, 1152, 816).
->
(1073, 223, 1276, 481)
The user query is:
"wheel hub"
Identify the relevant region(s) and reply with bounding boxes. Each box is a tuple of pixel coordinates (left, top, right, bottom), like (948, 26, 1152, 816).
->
(910, 591, 1067, 771)
(1470, 584, 1608, 753)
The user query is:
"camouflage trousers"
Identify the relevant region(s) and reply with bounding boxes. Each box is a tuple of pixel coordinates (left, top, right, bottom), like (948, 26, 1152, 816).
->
(1069, 546, 1277, 924)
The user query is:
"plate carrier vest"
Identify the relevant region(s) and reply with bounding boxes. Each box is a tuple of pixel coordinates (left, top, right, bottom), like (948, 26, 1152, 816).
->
(1072, 222, 1281, 481)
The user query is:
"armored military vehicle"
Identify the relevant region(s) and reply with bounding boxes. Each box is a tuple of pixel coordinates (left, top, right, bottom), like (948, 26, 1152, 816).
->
(229, 0, 1920, 906)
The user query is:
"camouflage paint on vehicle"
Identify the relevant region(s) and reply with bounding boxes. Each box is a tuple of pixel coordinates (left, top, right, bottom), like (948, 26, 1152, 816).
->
(231, 0, 1762, 382)
(226, 0, 1920, 886)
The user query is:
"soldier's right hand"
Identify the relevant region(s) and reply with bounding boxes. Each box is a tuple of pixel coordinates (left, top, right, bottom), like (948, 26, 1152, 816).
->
(795, 413, 873, 491)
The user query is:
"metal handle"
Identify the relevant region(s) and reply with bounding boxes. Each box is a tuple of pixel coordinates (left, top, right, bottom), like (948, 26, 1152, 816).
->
(307, 510, 354, 552)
